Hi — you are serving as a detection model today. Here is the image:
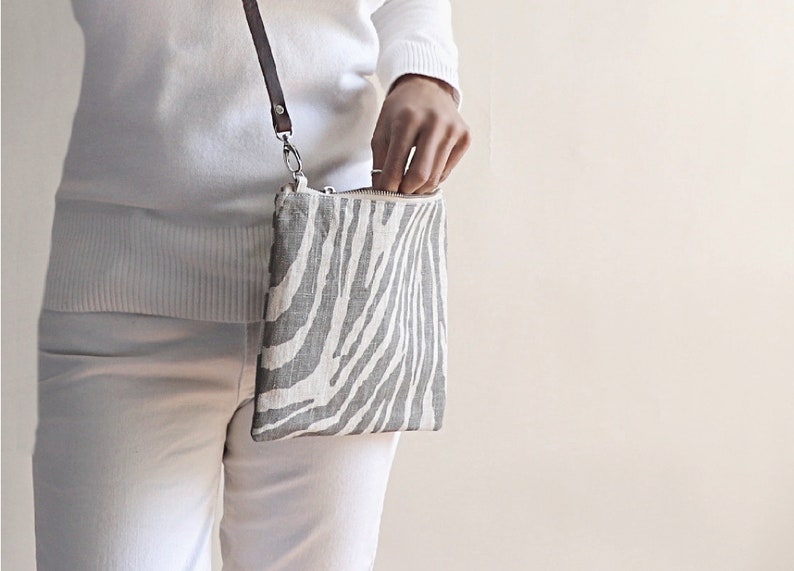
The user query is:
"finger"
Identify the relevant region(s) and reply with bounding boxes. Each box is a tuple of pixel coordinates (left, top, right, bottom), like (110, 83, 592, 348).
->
(370, 124, 389, 188)
(427, 137, 457, 191)
(418, 128, 462, 194)
(439, 129, 472, 183)
(380, 120, 420, 193)
(399, 124, 449, 194)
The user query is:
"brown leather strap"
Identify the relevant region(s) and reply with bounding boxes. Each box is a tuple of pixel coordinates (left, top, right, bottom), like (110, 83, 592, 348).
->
(242, 0, 293, 138)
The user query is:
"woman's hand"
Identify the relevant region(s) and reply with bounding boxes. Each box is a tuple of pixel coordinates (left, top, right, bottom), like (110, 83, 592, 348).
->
(371, 74, 471, 194)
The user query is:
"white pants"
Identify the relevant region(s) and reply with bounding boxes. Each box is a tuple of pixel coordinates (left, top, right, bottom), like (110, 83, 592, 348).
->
(32, 309, 401, 571)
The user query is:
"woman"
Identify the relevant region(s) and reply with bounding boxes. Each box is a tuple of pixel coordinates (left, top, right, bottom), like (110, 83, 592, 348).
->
(32, 0, 471, 569)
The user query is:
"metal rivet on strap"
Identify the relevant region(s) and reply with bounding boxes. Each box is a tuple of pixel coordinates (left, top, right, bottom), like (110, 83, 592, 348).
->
(275, 104, 285, 115)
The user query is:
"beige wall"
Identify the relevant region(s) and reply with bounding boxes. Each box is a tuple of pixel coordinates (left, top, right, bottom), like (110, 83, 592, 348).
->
(4, 1, 794, 569)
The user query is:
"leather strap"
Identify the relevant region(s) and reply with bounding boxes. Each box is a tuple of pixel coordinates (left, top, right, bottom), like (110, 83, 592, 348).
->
(242, 0, 293, 138)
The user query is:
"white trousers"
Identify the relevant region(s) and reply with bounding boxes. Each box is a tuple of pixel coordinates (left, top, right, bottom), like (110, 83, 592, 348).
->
(32, 309, 401, 571)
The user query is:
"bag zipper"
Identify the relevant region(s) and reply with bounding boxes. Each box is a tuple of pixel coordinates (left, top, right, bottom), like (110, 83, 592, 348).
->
(280, 173, 442, 202)
(319, 185, 441, 198)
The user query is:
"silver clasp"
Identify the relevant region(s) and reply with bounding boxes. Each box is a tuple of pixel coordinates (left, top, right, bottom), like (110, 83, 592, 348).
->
(279, 133, 304, 181)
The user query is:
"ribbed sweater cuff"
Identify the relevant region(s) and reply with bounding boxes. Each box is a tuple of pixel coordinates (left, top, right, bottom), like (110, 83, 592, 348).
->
(378, 41, 463, 111)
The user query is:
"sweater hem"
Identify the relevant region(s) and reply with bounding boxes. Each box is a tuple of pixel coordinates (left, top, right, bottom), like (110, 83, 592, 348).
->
(40, 199, 273, 323)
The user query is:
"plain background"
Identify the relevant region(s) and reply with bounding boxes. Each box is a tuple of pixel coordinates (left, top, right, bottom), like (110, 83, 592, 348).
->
(3, 1, 794, 569)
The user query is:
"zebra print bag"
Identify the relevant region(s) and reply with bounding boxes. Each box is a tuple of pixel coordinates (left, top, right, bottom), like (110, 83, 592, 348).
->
(243, 0, 448, 441)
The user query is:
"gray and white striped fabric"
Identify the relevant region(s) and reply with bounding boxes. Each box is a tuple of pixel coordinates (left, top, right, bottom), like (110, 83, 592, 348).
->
(251, 178, 448, 441)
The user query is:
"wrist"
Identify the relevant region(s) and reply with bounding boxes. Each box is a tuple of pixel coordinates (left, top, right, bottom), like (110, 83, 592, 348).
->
(389, 73, 457, 101)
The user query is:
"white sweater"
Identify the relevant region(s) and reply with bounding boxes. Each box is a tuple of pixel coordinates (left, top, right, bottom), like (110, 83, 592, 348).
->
(41, 0, 462, 322)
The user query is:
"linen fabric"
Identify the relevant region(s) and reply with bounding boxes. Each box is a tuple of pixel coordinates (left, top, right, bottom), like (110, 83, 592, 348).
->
(40, 0, 462, 323)
(32, 308, 401, 570)
(252, 177, 448, 440)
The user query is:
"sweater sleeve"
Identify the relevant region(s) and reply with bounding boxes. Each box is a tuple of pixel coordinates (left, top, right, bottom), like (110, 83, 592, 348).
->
(371, 0, 463, 110)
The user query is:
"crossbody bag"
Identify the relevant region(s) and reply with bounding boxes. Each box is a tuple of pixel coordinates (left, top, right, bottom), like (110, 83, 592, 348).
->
(242, 0, 449, 442)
